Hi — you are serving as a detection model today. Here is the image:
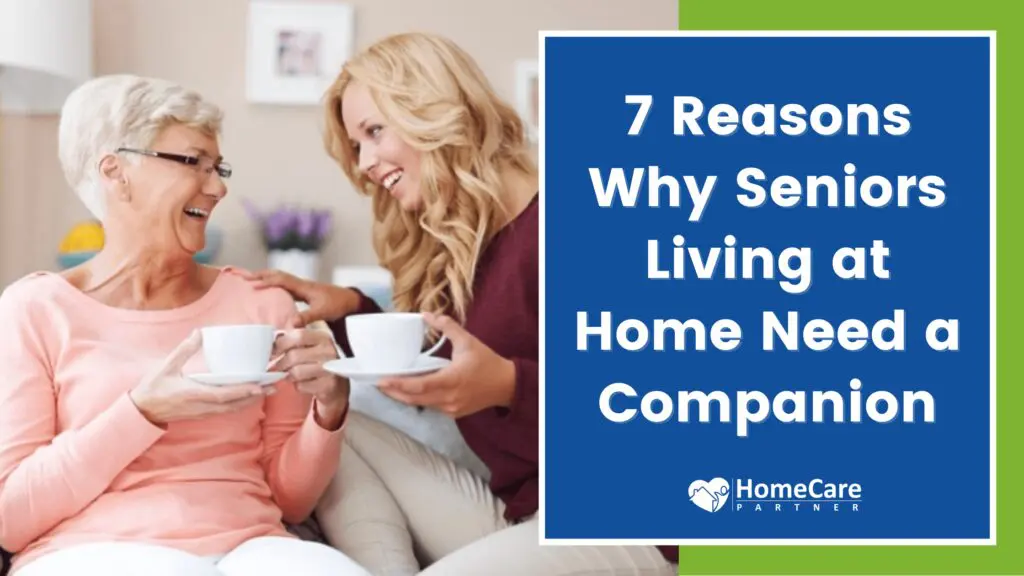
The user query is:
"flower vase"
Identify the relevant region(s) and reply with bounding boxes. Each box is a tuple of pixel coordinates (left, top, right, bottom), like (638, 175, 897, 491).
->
(268, 249, 320, 281)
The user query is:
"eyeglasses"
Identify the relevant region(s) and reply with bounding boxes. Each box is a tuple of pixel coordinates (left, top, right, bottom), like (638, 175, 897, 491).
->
(116, 147, 233, 179)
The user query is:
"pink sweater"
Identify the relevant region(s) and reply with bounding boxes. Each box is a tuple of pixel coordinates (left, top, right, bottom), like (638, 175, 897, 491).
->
(0, 267, 345, 573)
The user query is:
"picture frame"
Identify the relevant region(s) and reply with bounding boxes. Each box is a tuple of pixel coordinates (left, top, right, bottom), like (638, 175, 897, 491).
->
(515, 58, 539, 144)
(246, 1, 355, 105)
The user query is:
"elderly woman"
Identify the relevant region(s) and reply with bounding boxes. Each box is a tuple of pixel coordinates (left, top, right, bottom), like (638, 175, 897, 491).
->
(0, 75, 369, 576)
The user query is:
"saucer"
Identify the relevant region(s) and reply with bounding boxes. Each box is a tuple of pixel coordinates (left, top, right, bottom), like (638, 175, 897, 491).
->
(187, 372, 287, 386)
(322, 356, 451, 380)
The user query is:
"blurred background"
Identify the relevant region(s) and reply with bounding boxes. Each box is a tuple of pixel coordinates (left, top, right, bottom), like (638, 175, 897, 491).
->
(0, 0, 675, 295)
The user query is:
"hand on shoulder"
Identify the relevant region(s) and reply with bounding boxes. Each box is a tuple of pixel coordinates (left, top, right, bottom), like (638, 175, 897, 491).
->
(231, 267, 363, 327)
(217, 266, 299, 326)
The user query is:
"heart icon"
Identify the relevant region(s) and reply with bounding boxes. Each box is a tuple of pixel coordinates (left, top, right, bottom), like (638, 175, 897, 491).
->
(688, 478, 730, 512)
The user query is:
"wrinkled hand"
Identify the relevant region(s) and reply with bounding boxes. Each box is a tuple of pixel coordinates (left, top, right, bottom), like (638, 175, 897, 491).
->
(240, 269, 361, 327)
(273, 328, 349, 426)
(130, 331, 273, 426)
(377, 313, 516, 418)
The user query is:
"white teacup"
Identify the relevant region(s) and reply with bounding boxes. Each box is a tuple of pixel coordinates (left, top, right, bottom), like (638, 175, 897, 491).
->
(345, 312, 447, 372)
(200, 324, 276, 375)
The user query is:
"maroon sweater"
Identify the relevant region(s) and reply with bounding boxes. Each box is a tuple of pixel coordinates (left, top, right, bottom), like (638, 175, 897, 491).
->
(328, 197, 677, 564)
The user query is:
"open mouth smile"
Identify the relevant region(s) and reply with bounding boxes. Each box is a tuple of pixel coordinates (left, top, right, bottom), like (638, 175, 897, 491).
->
(184, 207, 209, 219)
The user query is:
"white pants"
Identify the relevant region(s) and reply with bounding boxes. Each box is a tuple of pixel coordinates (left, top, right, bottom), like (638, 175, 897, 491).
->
(315, 412, 677, 576)
(16, 536, 371, 576)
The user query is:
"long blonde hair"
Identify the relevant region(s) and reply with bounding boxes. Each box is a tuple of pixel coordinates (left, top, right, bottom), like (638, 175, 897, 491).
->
(324, 32, 536, 323)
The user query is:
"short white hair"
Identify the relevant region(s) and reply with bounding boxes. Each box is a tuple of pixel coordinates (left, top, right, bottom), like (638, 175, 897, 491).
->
(58, 74, 224, 220)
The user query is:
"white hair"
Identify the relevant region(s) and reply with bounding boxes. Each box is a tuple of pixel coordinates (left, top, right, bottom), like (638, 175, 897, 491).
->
(58, 74, 224, 220)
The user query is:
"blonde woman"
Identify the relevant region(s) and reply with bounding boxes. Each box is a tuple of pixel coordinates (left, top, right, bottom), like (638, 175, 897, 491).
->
(246, 33, 678, 575)
(0, 75, 370, 576)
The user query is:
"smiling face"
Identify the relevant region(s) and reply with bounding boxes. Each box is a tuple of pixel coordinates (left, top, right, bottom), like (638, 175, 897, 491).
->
(340, 81, 424, 211)
(105, 123, 227, 255)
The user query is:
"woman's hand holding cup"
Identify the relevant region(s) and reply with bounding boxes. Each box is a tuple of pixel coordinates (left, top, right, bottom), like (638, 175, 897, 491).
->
(272, 329, 349, 429)
(129, 330, 272, 426)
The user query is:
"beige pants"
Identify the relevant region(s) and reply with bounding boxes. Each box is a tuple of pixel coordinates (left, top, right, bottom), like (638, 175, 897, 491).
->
(315, 412, 677, 576)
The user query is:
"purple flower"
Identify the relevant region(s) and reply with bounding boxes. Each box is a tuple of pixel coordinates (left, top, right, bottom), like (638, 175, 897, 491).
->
(315, 210, 332, 241)
(242, 199, 334, 252)
(297, 210, 317, 239)
(265, 210, 293, 245)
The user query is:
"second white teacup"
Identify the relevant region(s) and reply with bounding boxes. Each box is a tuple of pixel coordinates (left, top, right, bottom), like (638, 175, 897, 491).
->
(345, 312, 447, 372)
(200, 323, 276, 375)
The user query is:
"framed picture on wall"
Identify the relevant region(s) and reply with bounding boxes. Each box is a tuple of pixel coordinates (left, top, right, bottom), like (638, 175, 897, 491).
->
(246, 1, 355, 105)
(515, 59, 539, 144)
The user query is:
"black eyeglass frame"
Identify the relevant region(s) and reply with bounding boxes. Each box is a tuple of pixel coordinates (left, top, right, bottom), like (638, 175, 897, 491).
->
(116, 147, 233, 179)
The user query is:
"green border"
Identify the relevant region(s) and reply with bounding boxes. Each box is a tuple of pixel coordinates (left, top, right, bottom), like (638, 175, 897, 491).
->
(675, 1, 1021, 574)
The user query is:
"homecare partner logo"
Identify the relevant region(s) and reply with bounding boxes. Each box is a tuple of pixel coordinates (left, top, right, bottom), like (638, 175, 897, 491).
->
(689, 477, 862, 513)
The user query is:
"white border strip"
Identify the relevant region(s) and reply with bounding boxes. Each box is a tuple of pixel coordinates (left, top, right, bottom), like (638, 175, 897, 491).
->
(536, 14, 548, 552)
(536, 30, 997, 547)
(988, 30, 998, 546)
